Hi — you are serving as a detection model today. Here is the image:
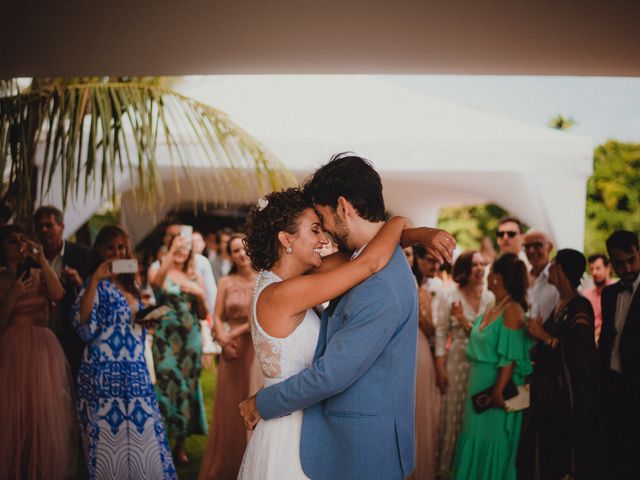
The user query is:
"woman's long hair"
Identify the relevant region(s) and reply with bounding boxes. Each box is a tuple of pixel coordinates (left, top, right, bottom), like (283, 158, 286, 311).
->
(492, 253, 529, 311)
(89, 225, 139, 297)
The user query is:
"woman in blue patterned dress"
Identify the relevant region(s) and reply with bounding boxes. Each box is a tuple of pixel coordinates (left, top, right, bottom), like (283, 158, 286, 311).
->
(73, 226, 176, 479)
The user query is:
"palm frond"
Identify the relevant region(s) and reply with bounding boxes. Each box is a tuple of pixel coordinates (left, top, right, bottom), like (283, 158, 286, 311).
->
(0, 77, 295, 224)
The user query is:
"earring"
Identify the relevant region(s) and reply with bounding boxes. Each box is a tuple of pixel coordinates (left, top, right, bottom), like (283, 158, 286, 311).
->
(286, 247, 293, 254)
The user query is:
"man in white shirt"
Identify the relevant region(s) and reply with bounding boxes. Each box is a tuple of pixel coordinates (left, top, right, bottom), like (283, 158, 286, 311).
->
(598, 230, 640, 478)
(524, 229, 559, 322)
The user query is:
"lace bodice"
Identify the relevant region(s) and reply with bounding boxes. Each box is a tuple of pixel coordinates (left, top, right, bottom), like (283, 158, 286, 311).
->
(434, 287, 495, 357)
(251, 271, 320, 383)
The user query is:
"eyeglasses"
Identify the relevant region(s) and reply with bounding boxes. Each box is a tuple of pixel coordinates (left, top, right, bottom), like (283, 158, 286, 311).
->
(496, 231, 518, 239)
(524, 241, 544, 250)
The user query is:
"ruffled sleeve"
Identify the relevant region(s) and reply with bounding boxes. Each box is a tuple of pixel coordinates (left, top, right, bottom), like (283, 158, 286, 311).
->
(72, 280, 106, 342)
(496, 320, 533, 378)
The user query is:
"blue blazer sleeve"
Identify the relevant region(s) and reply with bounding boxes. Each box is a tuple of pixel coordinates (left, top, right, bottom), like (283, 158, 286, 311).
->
(256, 275, 401, 420)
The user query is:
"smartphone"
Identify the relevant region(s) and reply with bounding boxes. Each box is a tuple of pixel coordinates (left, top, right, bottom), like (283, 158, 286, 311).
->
(112, 259, 138, 274)
(180, 225, 193, 251)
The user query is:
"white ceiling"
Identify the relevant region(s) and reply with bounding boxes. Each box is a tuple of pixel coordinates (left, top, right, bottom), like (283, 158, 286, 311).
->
(3, 0, 640, 77)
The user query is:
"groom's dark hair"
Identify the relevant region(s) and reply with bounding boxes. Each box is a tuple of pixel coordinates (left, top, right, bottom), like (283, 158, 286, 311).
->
(303, 152, 385, 222)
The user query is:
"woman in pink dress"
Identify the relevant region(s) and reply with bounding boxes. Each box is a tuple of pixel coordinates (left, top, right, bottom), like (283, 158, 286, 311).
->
(199, 234, 261, 480)
(0, 225, 76, 480)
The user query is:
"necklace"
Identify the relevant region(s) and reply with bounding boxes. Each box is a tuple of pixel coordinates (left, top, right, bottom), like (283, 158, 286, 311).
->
(481, 295, 512, 329)
(488, 295, 512, 315)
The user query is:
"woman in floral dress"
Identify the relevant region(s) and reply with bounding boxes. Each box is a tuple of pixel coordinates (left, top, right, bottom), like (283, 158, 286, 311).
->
(149, 233, 209, 466)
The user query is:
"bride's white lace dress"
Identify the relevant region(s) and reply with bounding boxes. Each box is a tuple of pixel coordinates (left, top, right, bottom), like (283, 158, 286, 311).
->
(237, 271, 320, 480)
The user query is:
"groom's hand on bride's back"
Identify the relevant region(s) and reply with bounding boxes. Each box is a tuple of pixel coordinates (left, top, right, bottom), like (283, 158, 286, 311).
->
(239, 395, 261, 431)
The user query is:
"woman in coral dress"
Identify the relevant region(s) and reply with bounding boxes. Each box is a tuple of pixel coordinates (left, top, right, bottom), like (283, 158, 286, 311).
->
(199, 234, 261, 480)
(0, 225, 75, 480)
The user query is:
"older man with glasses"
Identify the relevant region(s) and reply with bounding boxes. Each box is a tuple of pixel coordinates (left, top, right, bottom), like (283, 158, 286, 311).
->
(523, 229, 560, 323)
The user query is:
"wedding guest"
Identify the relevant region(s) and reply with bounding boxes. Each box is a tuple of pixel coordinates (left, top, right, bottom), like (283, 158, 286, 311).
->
(496, 216, 525, 256)
(205, 230, 218, 264)
(582, 253, 615, 343)
(452, 253, 532, 480)
(407, 245, 440, 480)
(212, 228, 233, 283)
(413, 243, 444, 298)
(434, 251, 494, 478)
(33, 205, 91, 380)
(149, 234, 209, 466)
(0, 225, 75, 480)
(193, 230, 206, 256)
(527, 249, 597, 479)
(524, 229, 560, 323)
(199, 234, 262, 480)
(151, 221, 217, 316)
(73, 226, 175, 479)
(597, 230, 640, 478)
(0, 200, 13, 226)
(480, 236, 497, 265)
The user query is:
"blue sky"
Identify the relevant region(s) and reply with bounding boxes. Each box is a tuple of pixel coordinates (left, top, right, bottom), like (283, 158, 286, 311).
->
(382, 76, 640, 146)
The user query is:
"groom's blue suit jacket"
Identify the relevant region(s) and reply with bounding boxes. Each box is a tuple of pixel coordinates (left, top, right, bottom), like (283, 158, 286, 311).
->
(256, 246, 418, 479)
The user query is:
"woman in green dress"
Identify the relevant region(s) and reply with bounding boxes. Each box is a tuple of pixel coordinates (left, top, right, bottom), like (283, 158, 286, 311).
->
(452, 253, 532, 480)
(149, 234, 209, 466)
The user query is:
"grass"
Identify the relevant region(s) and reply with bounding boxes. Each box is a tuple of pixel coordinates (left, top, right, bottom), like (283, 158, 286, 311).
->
(173, 366, 217, 479)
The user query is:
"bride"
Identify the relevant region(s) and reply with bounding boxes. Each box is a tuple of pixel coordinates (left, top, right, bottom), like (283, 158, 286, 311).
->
(236, 188, 451, 479)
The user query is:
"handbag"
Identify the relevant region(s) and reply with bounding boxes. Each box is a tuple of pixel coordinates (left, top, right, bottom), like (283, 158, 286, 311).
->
(504, 384, 530, 412)
(201, 318, 222, 355)
(471, 378, 519, 413)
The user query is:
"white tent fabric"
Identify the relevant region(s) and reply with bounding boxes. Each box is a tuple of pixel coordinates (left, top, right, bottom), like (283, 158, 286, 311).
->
(41, 75, 593, 249)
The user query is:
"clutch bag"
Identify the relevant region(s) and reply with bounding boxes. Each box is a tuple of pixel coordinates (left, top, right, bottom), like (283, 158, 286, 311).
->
(471, 378, 519, 413)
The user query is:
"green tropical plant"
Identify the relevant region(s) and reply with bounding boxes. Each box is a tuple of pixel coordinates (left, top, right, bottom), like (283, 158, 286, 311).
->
(585, 140, 640, 254)
(548, 114, 576, 130)
(0, 77, 295, 224)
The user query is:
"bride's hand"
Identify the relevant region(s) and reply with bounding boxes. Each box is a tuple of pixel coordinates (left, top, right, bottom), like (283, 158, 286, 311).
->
(418, 228, 455, 264)
(239, 395, 261, 430)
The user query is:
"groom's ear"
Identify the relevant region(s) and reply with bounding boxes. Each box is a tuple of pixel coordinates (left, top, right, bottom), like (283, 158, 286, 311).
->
(337, 196, 355, 219)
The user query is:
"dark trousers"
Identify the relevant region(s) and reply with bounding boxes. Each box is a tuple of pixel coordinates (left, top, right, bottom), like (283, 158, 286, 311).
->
(598, 371, 637, 478)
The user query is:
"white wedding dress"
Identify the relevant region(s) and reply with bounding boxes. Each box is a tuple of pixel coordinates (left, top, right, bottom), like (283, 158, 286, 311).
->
(238, 271, 320, 480)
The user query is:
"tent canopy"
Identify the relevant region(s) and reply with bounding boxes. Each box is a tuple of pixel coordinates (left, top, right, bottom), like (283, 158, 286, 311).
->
(44, 76, 593, 250)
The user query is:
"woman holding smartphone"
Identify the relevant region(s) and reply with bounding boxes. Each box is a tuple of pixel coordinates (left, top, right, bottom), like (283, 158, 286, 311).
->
(148, 232, 209, 466)
(73, 225, 176, 479)
(0, 225, 75, 480)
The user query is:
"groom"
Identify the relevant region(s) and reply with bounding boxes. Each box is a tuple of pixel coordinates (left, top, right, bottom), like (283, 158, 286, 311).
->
(240, 153, 454, 479)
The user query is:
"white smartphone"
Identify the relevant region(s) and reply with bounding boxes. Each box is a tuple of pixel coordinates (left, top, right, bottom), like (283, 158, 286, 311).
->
(180, 225, 193, 251)
(111, 259, 138, 274)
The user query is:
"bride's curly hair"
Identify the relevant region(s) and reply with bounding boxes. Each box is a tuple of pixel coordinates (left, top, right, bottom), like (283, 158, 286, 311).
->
(245, 188, 312, 271)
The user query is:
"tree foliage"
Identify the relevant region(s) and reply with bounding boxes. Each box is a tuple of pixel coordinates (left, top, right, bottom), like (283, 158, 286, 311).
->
(585, 140, 640, 255)
(438, 203, 509, 251)
(438, 140, 640, 257)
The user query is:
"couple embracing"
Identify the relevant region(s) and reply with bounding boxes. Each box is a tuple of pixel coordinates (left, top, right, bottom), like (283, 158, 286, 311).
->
(237, 154, 454, 480)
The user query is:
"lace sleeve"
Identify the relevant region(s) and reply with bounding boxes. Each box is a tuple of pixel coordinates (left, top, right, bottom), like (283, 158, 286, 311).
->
(251, 272, 283, 379)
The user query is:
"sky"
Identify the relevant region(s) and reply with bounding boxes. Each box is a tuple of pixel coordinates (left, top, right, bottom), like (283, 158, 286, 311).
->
(382, 75, 640, 147)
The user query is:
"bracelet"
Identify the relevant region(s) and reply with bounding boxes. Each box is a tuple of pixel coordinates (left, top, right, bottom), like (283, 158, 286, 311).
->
(545, 336, 559, 348)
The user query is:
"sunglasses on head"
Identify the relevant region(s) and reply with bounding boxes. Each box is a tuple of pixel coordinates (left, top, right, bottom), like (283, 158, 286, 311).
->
(496, 231, 518, 239)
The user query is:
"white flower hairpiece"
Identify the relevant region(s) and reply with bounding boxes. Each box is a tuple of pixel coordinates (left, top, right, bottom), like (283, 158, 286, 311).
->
(257, 197, 269, 211)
